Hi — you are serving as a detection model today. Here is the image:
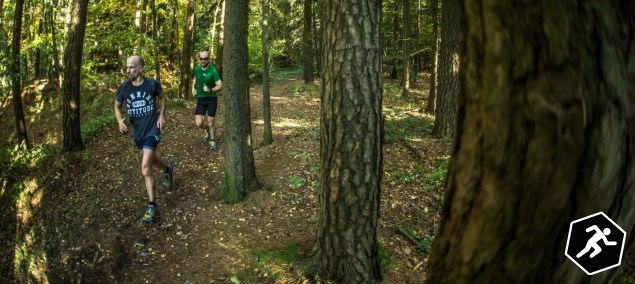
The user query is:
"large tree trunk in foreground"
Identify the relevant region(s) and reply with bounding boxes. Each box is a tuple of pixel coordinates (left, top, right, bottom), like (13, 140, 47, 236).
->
(429, 1, 635, 283)
(222, 0, 258, 203)
(316, 0, 383, 282)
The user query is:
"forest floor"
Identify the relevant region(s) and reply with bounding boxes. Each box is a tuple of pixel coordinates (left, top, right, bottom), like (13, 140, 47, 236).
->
(1, 72, 452, 283)
(3, 71, 635, 283)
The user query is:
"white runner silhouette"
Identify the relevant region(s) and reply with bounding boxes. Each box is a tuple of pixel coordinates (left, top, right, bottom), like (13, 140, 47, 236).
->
(576, 225, 617, 258)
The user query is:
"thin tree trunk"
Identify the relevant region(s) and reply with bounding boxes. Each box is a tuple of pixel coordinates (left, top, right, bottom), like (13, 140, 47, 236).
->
(262, 0, 273, 145)
(402, 0, 411, 95)
(61, 0, 88, 151)
(302, 0, 314, 83)
(152, 0, 159, 81)
(11, 0, 31, 149)
(317, 0, 383, 282)
(179, 0, 195, 98)
(425, 0, 438, 114)
(429, 1, 635, 283)
(216, 0, 225, 77)
(210, 3, 220, 55)
(313, 0, 321, 76)
(222, 0, 258, 203)
(169, 0, 178, 63)
(431, 0, 460, 138)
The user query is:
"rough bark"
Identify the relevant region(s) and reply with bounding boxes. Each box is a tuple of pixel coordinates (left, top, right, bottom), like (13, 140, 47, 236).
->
(152, 0, 159, 81)
(431, 0, 460, 137)
(317, 0, 383, 282)
(11, 0, 31, 149)
(425, 0, 439, 114)
(302, 0, 314, 83)
(222, 0, 258, 203)
(216, 0, 225, 77)
(61, 0, 88, 151)
(402, 0, 411, 95)
(429, 1, 635, 283)
(179, 0, 195, 98)
(262, 0, 273, 145)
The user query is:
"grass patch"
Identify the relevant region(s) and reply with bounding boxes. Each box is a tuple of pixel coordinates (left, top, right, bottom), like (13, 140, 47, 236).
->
(254, 243, 299, 279)
(398, 226, 435, 256)
(270, 67, 303, 81)
(424, 157, 449, 192)
(384, 113, 433, 142)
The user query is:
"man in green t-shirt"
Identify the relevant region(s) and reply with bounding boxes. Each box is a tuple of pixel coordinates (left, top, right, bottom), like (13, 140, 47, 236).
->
(192, 50, 223, 150)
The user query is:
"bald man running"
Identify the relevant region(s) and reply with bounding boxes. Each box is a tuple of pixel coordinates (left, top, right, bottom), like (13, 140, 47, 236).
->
(114, 55, 173, 225)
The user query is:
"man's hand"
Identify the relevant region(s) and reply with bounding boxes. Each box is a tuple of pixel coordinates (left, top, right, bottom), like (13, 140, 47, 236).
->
(157, 114, 166, 130)
(203, 85, 210, 92)
(192, 89, 197, 97)
(118, 120, 128, 133)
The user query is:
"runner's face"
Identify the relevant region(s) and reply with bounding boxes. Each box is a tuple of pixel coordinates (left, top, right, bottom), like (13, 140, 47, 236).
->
(199, 53, 210, 67)
(126, 59, 142, 81)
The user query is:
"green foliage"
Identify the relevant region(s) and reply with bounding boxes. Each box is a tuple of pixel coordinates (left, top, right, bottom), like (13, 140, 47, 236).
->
(378, 242, 394, 272)
(0, 145, 50, 179)
(424, 157, 449, 192)
(288, 176, 305, 189)
(398, 226, 435, 256)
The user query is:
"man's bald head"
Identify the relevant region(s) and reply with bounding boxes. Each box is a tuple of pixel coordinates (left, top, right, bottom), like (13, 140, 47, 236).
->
(127, 55, 144, 67)
(198, 51, 210, 67)
(126, 55, 144, 82)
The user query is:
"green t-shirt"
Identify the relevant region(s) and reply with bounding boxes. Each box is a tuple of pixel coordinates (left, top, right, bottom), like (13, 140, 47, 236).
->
(193, 65, 221, 98)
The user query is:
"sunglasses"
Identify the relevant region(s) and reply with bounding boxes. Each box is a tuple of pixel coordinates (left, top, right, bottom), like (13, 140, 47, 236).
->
(200, 57, 210, 60)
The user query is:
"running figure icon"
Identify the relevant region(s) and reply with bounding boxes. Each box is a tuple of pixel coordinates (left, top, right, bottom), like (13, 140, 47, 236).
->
(576, 225, 618, 258)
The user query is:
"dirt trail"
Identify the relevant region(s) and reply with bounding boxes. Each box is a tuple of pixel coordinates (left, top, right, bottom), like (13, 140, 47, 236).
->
(9, 76, 445, 283)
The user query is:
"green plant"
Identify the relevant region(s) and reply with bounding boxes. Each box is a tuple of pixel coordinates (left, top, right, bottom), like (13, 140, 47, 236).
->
(378, 242, 393, 272)
(253, 243, 299, 279)
(289, 176, 306, 189)
(398, 226, 435, 256)
(424, 157, 450, 191)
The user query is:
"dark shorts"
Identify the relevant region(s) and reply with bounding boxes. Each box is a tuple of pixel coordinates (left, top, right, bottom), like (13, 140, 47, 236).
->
(135, 134, 161, 151)
(195, 96, 218, 117)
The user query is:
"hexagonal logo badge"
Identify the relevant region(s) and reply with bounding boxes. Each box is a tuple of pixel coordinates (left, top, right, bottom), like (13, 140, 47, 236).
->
(565, 212, 626, 275)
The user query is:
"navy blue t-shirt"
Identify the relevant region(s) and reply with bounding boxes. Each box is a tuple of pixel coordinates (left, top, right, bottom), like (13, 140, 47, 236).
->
(115, 78, 163, 141)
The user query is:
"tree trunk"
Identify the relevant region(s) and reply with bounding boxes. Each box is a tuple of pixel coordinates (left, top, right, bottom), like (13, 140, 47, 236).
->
(425, 0, 438, 114)
(317, 0, 383, 282)
(302, 0, 314, 83)
(169, 0, 178, 63)
(262, 0, 273, 146)
(401, 0, 411, 95)
(61, 0, 88, 152)
(429, 1, 635, 283)
(179, 0, 195, 98)
(34, 19, 43, 79)
(210, 3, 221, 56)
(431, 0, 460, 138)
(216, 0, 225, 77)
(222, 0, 258, 203)
(11, 0, 31, 149)
(152, 0, 159, 81)
(313, 0, 321, 76)
(390, 1, 400, 80)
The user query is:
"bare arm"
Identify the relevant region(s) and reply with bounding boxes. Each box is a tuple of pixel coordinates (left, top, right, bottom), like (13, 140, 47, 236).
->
(212, 80, 223, 93)
(156, 91, 167, 130)
(191, 77, 197, 96)
(114, 100, 127, 133)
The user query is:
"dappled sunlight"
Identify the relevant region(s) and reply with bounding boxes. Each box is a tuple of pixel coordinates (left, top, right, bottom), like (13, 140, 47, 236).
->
(14, 178, 49, 283)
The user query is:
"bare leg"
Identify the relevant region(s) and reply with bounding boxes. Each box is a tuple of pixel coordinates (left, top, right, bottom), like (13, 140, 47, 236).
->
(141, 149, 157, 202)
(195, 115, 207, 130)
(208, 117, 215, 140)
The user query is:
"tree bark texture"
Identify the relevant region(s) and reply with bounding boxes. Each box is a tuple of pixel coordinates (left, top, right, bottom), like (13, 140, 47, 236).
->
(302, 0, 314, 83)
(262, 0, 273, 145)
(429, 1, 635, 283)
(152, 0, 160, 81)
(431, 0, 460, 138)
(11, 0, 31, 149)
(425, 0, 439, 114)
(216, 0, 225, 77)
(317, 0, 383, 282)
(222, 0, 258, 203)
(61, 0, 88, 151)
(179, 0, 195, 98)
(401, 0, 411, 95)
